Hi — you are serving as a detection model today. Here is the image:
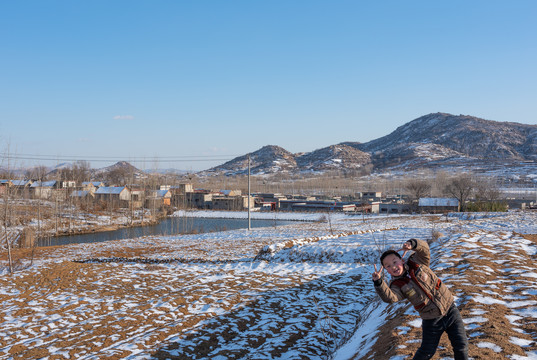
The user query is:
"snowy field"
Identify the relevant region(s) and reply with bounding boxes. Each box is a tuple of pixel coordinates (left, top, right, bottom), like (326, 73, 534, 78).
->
(1, 210, 537, 359)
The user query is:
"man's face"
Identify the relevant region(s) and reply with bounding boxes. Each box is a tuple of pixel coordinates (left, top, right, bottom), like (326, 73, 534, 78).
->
(382, 254, 404, 277)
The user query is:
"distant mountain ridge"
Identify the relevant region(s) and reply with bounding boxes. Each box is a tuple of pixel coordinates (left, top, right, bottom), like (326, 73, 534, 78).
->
(203, 113, 537, 176)
(343, 112, 537, 168)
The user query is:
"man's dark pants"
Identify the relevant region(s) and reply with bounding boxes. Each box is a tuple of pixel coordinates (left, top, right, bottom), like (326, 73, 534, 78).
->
(413, 303, 469, 360)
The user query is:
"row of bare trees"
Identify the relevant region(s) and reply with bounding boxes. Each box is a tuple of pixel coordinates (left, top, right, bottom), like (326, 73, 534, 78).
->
(404, 174, 504, 212)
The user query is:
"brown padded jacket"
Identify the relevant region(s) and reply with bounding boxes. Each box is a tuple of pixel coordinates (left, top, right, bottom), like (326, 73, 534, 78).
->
(374, 239, 454, 320)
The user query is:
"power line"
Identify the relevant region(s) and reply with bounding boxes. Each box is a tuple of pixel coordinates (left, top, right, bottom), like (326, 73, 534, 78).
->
(2, 153, 239, 163)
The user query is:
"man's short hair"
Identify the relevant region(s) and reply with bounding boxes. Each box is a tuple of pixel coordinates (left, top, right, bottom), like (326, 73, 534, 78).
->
(380, 249, 401, 265)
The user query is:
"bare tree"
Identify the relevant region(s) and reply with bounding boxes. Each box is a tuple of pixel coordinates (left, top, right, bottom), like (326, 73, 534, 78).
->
(405, 179, 432, 211)
(25, 165, 48, 238)
(106, 167, 129, 186)
(444, 174, 475, 212)
(25, 165, 49, 181)
(70, 160, 91, 185)
(474, 177, 501, 202)
(2, 182, 14, 273)
(1, 145, 16, 273)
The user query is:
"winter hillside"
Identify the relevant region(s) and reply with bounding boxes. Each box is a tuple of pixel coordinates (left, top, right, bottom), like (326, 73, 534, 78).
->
(1, 210, 537, 359)
(201, 113, 537, 176)
(344, 112, 537, 168)
(205, 145, 298, 176)
(295, 145, 371, 173)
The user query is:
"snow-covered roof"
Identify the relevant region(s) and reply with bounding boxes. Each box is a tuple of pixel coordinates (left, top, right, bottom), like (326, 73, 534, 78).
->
(148, 189, 170, 198)
(94, 186, 126, 195)
(418, 197, 459, 207)
(70, 190, 90, 197)
(11, 180, 32, 186)
(30, 180, 57, 188)
(82, 181, 104, 187)
(156, 189, 170, 197)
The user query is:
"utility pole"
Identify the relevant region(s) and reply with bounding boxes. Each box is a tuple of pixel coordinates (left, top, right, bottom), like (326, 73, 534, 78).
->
(248, 154, 251, 231)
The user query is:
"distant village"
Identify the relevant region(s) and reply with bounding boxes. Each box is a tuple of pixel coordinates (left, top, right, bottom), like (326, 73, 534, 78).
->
(2, 177, 535, 215)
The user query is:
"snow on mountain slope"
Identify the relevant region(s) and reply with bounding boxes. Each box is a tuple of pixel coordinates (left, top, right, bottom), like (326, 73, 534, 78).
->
(202, 113, 537, 176)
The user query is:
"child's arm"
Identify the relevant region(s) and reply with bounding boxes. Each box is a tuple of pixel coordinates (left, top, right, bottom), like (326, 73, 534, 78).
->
(408, 238, 431, 267)
(374, 277, 405, 303)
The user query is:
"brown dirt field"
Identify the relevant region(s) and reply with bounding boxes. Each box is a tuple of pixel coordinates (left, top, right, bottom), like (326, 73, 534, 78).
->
(2, 215, 537, 359)
(1, 258, 317, 359)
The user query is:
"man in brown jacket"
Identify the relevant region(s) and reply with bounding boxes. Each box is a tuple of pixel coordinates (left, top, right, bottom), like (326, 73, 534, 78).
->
(372, 238, 468, 360)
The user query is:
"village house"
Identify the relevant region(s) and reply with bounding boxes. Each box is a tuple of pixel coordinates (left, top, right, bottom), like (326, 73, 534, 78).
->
(288, 200, 356, 212)
(368, 201, 381, 214)
(30, 180, 57, 199)
(128, 186, 145, 209)
(169, 184, 194, 207)
(11, 180, 33, 198)
(212, 195, 254, 211)
(379, 202, 411, 214)
(0, 180, 13, 195)
(70, 190, 95, 206)
(418, 197, 459, 213)
(360, 191, 383, 201)
(170, 183, 194, 194)
(60, 181, 77, 189)
(182, 189, 215, 209)
(145, 189, 172, 209)
(219, 189, 242, 197)
(81, 181, 105, 193)
(279, 199, 308, 211)
(255, 193, 287, 210)
(94, 186, 131, 208)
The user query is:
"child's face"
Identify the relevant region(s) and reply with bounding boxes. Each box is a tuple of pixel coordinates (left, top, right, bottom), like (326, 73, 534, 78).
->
(382, 254, 404, 277)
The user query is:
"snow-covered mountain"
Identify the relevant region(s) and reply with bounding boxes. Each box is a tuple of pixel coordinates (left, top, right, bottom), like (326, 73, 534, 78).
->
(343, 112, 537, 168)
(296, 144, 371, 173)
(204, 145, 297, 176)
(203, 113, 537, 176)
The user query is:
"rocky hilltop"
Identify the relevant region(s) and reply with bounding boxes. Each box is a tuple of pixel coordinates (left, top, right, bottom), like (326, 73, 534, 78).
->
(203, 113, 537, 176)
(344, 112, 537, 168)
(296, 144, 371, 173)
(94, 161, 143, 176)
(209, 145, 297, 175)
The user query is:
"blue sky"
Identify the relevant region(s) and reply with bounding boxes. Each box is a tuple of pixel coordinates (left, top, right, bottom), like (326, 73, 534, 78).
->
(1, 1, 536, 171)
